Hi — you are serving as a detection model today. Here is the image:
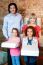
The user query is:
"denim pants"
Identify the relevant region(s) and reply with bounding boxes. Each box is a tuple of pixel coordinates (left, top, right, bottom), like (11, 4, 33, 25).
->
(11, 56, 20, 65)
(24, 56, 37, 65)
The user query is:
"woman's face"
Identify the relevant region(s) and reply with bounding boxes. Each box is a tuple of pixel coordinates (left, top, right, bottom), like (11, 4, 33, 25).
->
(10, 5, 16, 14)
(27, 28, 33, 37)
(12, 30, 18, 37)
(30, 18, 36, 24)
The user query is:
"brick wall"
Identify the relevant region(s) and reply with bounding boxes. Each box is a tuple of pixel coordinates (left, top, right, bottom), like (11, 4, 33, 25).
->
(0, 0, 43, 35)
(12, 0, 43, 17)
(0, 0, 43, 17)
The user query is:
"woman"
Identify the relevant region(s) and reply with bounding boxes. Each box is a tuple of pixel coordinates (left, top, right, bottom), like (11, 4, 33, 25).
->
(2, 3, 23, 65)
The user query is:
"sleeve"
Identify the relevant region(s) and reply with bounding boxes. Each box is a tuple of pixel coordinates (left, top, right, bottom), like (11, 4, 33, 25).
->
(36, 26, 41, 37)
(22, 38, 27, 46)
(2, 17, 8, 39)
(37, 26, 41, 32)
(20, 16, 24, 31)
(18, 37, 21, 43)
(33, 38, 38, 48)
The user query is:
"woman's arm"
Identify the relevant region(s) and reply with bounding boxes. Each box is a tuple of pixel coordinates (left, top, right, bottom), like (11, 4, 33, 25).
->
(20, 16, 24, 31)
(2, 16, 8, 39)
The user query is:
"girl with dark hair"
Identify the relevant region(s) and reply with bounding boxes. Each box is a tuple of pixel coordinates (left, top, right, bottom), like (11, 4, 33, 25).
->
(28, 17, 41, 48)
(22, 26, 38, 65)
(2, 3, 23, 65)
(7, 28, 21, 65)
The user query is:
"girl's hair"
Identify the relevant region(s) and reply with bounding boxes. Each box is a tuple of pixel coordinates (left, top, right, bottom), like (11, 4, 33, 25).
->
(8, 3, 18, 13)
(12, 28, 19, 37)
(25, 26, 36, 36)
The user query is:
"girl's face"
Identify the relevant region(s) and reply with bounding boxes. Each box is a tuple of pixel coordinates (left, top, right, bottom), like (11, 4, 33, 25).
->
(27, 28, 33, 37)
(10, 5, 16, 14)
(30, 18, 36, 24)
(12, 30, 18, 37)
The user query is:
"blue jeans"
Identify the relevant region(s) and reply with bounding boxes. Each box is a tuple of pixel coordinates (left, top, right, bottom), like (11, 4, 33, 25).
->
(11, 56, 20, 65)
(24, 56, 37, 65)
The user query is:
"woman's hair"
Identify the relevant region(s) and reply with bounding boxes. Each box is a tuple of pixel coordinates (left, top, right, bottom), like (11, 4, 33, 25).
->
(12, 28, 19, 37)
(29, 13, 37, 24)
(8, 3, 18, 13)
(25, 26, 36, 36)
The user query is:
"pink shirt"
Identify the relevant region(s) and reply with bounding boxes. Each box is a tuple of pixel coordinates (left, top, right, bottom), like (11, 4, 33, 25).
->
(8, 37, 21, 56)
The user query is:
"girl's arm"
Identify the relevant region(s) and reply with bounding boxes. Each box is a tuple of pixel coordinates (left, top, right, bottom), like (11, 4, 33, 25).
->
(32, 38, 38, 48)
(18, 38, 22, 49)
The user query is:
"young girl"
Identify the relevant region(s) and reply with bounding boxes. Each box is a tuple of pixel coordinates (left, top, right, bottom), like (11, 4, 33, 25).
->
(28, 17, 41, 47)
(22, 26, 38, 65)
(7, 28, 21, 65)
